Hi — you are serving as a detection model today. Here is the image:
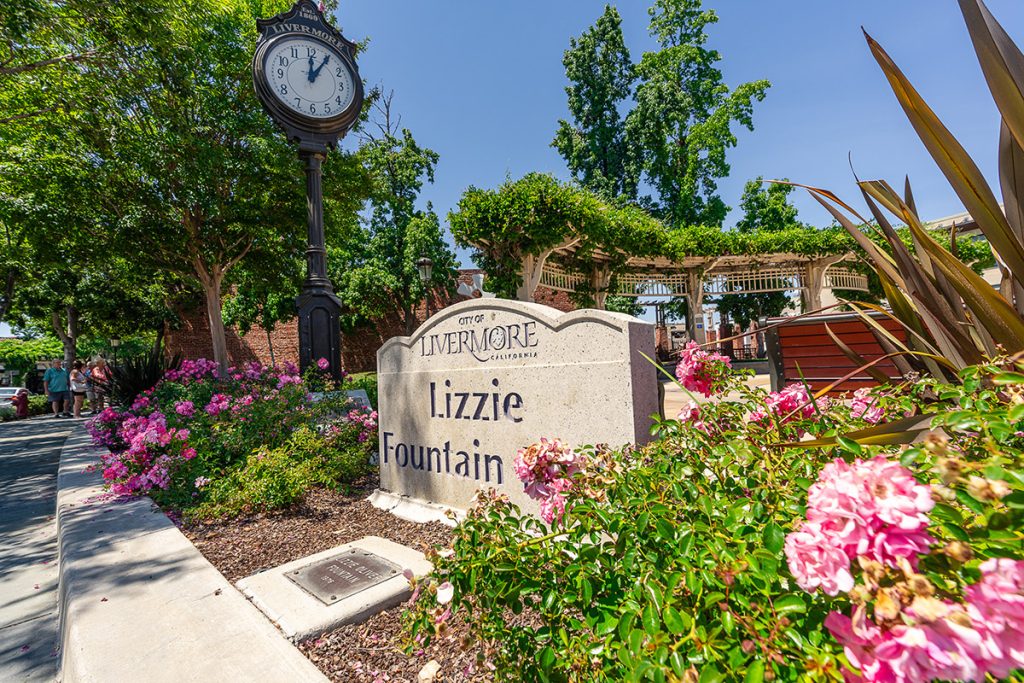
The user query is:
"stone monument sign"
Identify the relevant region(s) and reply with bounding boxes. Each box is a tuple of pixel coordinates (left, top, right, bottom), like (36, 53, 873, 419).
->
(375, 299, 658, 513)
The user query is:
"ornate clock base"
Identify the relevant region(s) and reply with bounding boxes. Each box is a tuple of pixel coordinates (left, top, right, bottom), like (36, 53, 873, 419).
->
(297, 288, 343, 380)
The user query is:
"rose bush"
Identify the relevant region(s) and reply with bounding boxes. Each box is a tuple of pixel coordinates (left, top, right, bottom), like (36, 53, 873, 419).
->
(405, 360, 1024, 682)
(87, 358, 378, 519)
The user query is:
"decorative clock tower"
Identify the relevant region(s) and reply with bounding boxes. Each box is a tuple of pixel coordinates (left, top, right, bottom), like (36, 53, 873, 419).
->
(252, 0, 364, 380)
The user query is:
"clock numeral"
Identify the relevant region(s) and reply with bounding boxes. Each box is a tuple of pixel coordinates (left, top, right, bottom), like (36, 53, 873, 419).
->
(335, 95, 342, 106)
(277, 56, 288, 66)
(290, 47, 298, 58)
(324, 103, 331, 114)
(307, 46, 316, 57)
(335, 66, 343, 77)
(279, 84, 287, 95)
(276, 68, 284, 78)
(309, 103, 316, 114)
(294, 97, 301, 108)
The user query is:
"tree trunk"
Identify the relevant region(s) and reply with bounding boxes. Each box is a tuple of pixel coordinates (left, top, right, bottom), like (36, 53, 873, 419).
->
(152, 322, 165, 359)
(265, 325, 276, 367)
(200, 270, 229, 374)
(51, 305, 78, 364)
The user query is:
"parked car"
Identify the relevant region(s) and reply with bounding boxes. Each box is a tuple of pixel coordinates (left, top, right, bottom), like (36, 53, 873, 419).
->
(0, 387, 32, 404)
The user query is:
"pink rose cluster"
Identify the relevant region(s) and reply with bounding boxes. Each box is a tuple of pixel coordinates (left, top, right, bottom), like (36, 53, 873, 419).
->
(163, 358, 220, 384)
(316, 357, 330, 371)
(851, 388, 885, 425)
(750, 384, 830, 428)
(677, 401, 712, 434)
(785, 457, 934, 596)
(675, 341, 732, 397)
(513, 438, 583, 524)
(827, 559, 1024, 682)
(345, 408, 378, 443)
(86, 407, 128, 450)
(204, 393, 230, 416)
(97, 411, 192, 495)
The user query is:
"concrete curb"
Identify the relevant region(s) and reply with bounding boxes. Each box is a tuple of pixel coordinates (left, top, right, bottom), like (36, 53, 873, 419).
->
(55, 428, 327, 682)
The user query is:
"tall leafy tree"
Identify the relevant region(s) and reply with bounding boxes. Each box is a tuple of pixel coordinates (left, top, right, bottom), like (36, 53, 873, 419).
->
(626, 0, 769, 228)
(334, 95, 458, 334)
(71, 0, 364, 370)
(553, 5, 636, 200)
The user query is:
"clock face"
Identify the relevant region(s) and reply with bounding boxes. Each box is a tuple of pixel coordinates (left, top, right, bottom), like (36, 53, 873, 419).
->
(264, 37, 356, 120)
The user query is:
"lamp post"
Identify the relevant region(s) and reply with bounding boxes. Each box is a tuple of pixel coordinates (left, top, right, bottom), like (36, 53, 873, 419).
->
(417, 256, 434, 319)
(110, 337, 121, 368)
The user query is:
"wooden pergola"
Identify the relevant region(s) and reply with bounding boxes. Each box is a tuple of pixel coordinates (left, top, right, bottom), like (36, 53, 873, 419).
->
(512, 242, 868, 343)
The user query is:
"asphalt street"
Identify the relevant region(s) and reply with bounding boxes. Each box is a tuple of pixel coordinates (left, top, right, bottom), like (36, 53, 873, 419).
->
(0, 417, 72, 682)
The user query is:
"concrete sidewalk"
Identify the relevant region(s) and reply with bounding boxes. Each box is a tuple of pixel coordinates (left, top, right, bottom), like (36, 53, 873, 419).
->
(0, 417, 72, 682)
(56, 428, 327, 682)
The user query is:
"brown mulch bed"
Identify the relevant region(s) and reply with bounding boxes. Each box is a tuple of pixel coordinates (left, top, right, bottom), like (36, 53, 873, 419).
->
(181, 482, 495, 683)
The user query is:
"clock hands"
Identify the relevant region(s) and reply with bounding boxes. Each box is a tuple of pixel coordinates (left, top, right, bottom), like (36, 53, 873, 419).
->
(308, 54, 331, 83)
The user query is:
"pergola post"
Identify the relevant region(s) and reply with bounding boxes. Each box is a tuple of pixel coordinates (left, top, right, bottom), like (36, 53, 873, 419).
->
(515, 238, 580, 302)
(686, 270, 706, 344)
(591, 264, 612, 310)
(802, 255, 844, 313)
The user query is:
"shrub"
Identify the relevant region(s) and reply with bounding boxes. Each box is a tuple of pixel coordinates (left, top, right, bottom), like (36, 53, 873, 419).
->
(405, 362, 1024, 682)
(87, 358, 378, 519)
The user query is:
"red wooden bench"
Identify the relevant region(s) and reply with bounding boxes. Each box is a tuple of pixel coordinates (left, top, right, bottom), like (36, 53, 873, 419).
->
(765, 312, 909, 394)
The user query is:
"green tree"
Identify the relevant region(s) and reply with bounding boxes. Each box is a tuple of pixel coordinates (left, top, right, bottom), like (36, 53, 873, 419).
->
(335, 96, 458, 334)
(626, 0, 770, 228)
(68, 0, 365, 371)
(552, 5, 636, 200)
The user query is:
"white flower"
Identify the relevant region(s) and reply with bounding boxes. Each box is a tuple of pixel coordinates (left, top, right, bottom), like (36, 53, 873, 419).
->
(436, 581, 454, 605)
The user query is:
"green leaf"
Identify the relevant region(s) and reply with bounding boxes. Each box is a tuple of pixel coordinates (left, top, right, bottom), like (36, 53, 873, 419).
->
(837, 436, 864, 455)
(994, 371, 1024, 385)
(744, 660, 765, 683)
(595, 614, 619, 636)
(762, 523, 785, 554)
(539, 646, 555, 672)
(670, 652, 687, 678)
(628, 629, 644, 657)
(663, 606, 690, 635)
(645, 584, 664, 614)
(773, 594, 806, 615)
(699, 665, 725, 683)
(642, 603, 660, 636)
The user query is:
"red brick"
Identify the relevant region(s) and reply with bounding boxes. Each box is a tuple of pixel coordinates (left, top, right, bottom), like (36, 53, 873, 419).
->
(164, 270, 578, 374)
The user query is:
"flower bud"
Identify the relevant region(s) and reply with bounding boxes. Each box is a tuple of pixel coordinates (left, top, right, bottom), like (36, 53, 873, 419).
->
(924, 433, 949, 456)
(741, 640, 756, 654)
(935, 456, 962, 485)
(907, 574, 934, 598)
(874, 587, 901, 621)
(967, 476, 1010, 501)
(944, 541, 973, 563)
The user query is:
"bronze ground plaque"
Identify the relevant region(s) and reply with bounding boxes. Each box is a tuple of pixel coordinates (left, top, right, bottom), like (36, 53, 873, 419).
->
(285, 548, 401, 605)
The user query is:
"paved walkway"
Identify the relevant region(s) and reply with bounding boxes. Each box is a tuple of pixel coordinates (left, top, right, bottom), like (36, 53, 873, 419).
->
(0, 417, 73, 682)
(661, 374, 772, 418)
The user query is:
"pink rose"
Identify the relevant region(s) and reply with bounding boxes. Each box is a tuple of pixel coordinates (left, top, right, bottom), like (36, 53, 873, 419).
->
(784, 521, 854, 596)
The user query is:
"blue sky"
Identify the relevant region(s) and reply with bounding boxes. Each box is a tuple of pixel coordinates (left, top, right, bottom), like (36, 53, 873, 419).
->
(332, 0, 1024, 266)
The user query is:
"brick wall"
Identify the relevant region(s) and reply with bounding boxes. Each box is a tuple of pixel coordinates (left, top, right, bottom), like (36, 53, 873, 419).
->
(164, 270, 578, 374)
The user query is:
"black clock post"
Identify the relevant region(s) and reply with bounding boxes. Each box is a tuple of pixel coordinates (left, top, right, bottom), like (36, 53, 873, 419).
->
(252, 0, 364, 381)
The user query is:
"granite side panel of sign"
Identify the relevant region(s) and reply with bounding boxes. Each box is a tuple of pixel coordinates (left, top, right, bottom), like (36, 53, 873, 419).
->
(376, 300, 656, 513)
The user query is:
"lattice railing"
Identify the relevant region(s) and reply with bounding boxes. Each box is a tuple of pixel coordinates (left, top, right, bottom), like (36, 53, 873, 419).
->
(824, 268, 870, 291)
(704, 268, 804, 295)
(538, 264, 868, 298)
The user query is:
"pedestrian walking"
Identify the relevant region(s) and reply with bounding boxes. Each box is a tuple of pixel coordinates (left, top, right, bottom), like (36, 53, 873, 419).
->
(91, 358, 111, 412)
(70, 360, 89, 419)
(42, 360, 71, 418)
